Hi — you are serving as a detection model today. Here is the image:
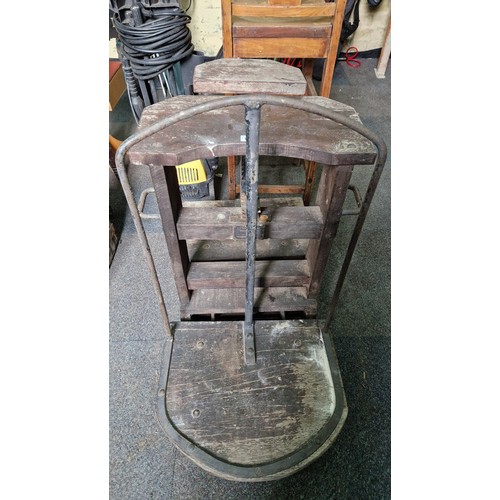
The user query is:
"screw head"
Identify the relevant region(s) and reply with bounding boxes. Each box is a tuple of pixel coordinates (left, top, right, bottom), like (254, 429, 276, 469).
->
(293, 339, 302, 347)
(192, 409, 201, 418)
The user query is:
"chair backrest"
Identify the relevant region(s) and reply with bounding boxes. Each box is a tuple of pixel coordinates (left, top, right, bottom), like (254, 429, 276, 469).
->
(221, 0, 347, 97)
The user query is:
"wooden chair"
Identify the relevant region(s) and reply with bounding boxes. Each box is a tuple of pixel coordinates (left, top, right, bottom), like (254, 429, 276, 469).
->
(220, 0, 347, 203)
(221, 0, 347, 98)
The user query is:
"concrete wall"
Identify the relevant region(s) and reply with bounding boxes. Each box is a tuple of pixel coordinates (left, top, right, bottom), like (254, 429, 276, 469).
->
(109, 0, 391, 58)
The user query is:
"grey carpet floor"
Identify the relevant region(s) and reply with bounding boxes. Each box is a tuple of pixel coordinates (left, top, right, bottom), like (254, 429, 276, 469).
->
(109, 57, 390, 499)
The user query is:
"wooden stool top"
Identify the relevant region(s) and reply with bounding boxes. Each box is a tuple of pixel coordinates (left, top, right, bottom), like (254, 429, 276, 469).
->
(193, 58, 307, 95)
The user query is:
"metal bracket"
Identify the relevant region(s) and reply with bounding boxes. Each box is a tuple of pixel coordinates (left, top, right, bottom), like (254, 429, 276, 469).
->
(341, 184, 363, 216)
(138, 187, 161, 219)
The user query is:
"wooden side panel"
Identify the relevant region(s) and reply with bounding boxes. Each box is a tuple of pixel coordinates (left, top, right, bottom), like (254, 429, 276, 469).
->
(187, 260, 310, 289)
(149, 165, 191, 305)
(234, 37, 328, 58)
(307, 165, 353, 297)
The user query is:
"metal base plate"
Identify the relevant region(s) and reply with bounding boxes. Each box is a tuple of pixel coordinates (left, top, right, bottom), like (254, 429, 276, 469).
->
(157, 319, 347, 481)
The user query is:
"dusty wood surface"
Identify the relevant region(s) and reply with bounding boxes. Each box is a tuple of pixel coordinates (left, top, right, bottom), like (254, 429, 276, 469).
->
(193, 59, 306, 96)
(166, 320, 335, 465)
(177, 205, 323, 240)
(180, 287, 316, 318)
(187, 259, 310, 289)
(128, 96, 376, 167)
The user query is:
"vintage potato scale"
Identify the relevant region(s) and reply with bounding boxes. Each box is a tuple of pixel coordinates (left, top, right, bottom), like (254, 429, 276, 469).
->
(116, 92, 386, 481)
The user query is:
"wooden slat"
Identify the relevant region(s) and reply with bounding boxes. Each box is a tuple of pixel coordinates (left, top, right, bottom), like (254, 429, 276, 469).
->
(187, 239, 309, 261)
(235, 184, 305, 194)
(234, 37, 328, 58)
(187, 260, 310, 289)
(232, 20, 332, 38)
(181, 287, 316, 317)
(182, 196, 305, 208)
(177, 206, 323, 240)
(232, 3, 336, 17)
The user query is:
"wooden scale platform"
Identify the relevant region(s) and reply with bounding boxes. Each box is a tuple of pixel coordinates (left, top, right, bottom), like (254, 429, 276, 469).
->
(115, 93, 386, 481)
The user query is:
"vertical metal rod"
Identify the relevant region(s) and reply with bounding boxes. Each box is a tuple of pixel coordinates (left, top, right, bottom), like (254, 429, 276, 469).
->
(243, 104, 261, 366)
(325, 154, 386, 332)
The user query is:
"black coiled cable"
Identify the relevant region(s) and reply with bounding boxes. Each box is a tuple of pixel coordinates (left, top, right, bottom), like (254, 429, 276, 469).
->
(112, 4, 194, 121)
(113, 9, 193, 81)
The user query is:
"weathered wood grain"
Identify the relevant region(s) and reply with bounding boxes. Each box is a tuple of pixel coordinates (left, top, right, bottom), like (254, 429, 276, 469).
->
(176, 205, 323, 240)
(149, 165, 191, 305)
(233, 20, 332, 39)
(307, 165, 353, 297)
(187, 259, 310, 289)
(187, 239, 309, 261)
(180, 287, 316, 318)
(128, 95, 376, 167)
(232, 1, 336, 18)
(165, 320, 336, 465)
(193, 59, 306, 96)
(268, 0, 302, 6)
(233, 37, 328, 58)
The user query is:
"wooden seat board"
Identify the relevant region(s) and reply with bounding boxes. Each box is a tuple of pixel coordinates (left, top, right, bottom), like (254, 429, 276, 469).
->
(193, 58, 306, 95)
(165, 320, 336, 465)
